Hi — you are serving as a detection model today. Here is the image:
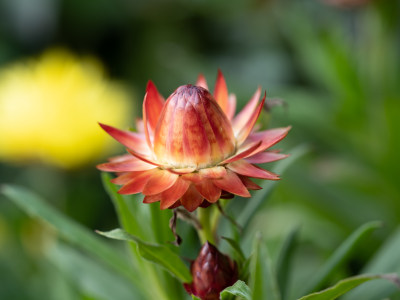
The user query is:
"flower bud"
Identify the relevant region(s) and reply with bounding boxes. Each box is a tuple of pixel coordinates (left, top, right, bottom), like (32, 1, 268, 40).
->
(184, 242, 238, 300)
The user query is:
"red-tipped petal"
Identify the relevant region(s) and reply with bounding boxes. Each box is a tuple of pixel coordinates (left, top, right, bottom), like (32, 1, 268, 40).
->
(213, 69, 229, 115)
(195, 180, 221, 203)
(199, 166, 227, 179)
(111, 171, 144, 184)
(181, 184, 204, 212)
(117, 170, 156, 194)
(245, 126, 291, 156)
(236, 92, 266, 145)
(99, 123, 150, 155)
(239, 176, 262, 190)
(196, 74, 208, 90)
(143, 81, 165, 148)
(160, 178, 190, 209)
(231, 87, 261, 135)
(226, 94, 237, 121)
(97, 158, 157, 172)
(144, 81, 165, 131)
(126, 148, 162, 167)
(213, 169, 251, 197)
(142, 169, 179, 195)
(227, 160, 280, 180)
(245, 152, 289, 164)
(219, 141, 262, 165)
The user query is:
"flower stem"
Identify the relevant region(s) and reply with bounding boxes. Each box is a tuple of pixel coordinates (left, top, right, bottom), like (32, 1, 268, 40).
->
(198, 206, 216, 245)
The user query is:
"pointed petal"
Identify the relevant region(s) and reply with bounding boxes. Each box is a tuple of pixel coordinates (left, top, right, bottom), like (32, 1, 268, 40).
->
(227, 160, 280, 180)
(111, 170, 146, 184)
(236, 92, 266, 145)
(213, 69, 229, 115)
(196, 74, 208, 90)
(245, 152, 289, 164)
(245, 126, 291, 156)
(199, 166, 227, 179)
(226, 93, 237, 121)
(142, 169, 179, 195)
(117, 169, 156, 194)
(143, 81, 165, 148)
(99, 123, 150, 155)
(181, 184, 204, 212)
(195, 180, 221, 203)
(126, 148, 162, 167)
(219, 141, 262, 165)
(232, 87, 261, 134)
(239, 175, 262, 190)
(97, 158, 157, 172)
(213, 169, 250, 197)
(143, 194, 161, 203)
(160, 178, 190, 209)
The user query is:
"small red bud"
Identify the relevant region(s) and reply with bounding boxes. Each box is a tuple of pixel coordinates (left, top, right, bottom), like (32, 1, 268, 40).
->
(184, 242, 238, 300)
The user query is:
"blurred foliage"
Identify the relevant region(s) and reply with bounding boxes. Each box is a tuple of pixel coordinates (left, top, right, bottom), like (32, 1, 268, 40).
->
(0, 0, 399, 299)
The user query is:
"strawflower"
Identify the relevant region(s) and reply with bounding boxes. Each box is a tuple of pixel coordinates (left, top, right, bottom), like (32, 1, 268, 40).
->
(98, 71, 290, 211)
(0, 49, 131, 168)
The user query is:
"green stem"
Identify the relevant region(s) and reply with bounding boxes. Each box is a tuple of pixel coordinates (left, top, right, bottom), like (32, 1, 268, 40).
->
(198, 206, 216, 245)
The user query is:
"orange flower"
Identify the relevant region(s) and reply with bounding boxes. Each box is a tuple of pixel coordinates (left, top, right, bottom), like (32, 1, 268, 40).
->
(98, 71, 290, 212)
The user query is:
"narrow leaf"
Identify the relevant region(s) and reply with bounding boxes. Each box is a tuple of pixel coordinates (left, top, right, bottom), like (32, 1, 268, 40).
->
(0, 185, 140, 286)
(97, 228, 192, 283)
(250, 232, 281, 300)
(47, 242, 143, 300)
(276, 226, 300, 300)
(298, 273, 400, 300)
(220, 280, 252, 300)
(101, 173, 144, 238)
(102, 173, 183, 300)
(343, 227, 400, 299)
(300, 221, 382, 296)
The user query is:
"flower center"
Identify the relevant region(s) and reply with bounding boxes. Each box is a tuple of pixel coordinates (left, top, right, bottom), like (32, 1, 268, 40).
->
(153, 85, 235, 168)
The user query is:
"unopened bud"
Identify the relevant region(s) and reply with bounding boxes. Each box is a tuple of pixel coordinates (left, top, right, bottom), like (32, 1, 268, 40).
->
(184, 242, 238, 300)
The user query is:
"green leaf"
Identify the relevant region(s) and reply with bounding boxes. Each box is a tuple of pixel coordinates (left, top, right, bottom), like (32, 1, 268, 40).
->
(220, 280, 252, 300)
(300, 221, 382, 296)
(222, 236, 246, 265)
(343, 227, 400, 299)
(102, 173, 182, 300)
(97, 228, 192, 283)
(249, 232, 281, 300)
(237, 144, 309, 230)
(0, 185, 141, 286)
(276, 226, 300, 300)
(47, 242, 142, 300)
(101, 173, 145, 238)
(298, 274, 400, 300)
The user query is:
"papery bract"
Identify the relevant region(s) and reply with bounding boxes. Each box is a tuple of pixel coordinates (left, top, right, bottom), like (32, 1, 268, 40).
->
(98, 70, 290, 211)
(183, 242, 238, 300)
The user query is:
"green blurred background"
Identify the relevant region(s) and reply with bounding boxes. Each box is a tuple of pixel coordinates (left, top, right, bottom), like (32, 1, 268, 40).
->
(0, 0, 399, 299)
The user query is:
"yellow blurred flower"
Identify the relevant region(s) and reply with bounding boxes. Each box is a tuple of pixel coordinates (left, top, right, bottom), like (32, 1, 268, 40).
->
(0, 50, 132, 169)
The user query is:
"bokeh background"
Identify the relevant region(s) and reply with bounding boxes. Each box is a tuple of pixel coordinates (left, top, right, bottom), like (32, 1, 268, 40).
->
(0, 0, 399, 299)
